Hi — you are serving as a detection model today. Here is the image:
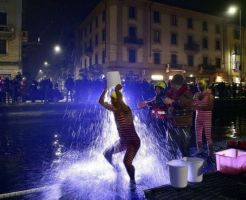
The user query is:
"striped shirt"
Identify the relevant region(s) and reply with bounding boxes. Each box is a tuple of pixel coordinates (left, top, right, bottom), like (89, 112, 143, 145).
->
(103, 103, 140, 144)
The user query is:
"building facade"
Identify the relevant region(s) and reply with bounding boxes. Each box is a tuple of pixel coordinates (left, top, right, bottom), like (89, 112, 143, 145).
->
(0, 0, 22, 78)
(75, 0, 245, 83)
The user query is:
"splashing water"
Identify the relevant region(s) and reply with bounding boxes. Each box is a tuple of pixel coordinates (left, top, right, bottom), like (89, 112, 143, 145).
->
(40, 93, 171, 200)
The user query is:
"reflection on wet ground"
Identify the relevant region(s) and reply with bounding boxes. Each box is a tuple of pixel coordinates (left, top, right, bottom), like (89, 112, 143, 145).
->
(0, 105, 245, 200)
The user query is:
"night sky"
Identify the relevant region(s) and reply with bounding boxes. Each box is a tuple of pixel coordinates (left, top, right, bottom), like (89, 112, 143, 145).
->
(22, 0, 244, 79)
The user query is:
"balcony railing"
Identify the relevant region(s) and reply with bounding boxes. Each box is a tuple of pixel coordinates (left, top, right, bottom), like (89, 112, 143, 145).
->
(170, 64, 184, 69)
(184, 43, 200, 52)
(124, 36, 144, 45)
(199, 64, 217, 73)
(0, 25, 15, 39)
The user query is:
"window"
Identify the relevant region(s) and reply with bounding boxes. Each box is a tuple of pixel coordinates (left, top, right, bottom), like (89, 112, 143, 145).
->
(128, 49, 136, 63)
(234, 44, 240, 54)
(0, 39, 6, 54)
(0, 12, 7, 25)
(215, 24, 220, 34)
(203, 56, 208, 65)
(95, 16, 98, 28)
(95, 53, 98, 64)
(215, 39, 221, 50)
(95, 34, 98, 46)
(102, 10, 106, 22)
(154, 11, 160, 23)
(188, 55, 194, 66)
(128, 26, 136, 38)
(171, 33, 177, 45)
(170, 15, 177, 26)
(129, 6, 136, 19)
(202, 21, 208, 31)
(202, 37, 208, 49)
(102, 29, 106, 41)
(234, 29, 240, 39)
(216, 58, 221, 68)
(153, 52, 161, 64)
(102, 49, 106, 64)
(187, 35, 193, 44)
(187, 18, 193, 29)
(153, 30, 161, 43)
(171, 54, 177, 65)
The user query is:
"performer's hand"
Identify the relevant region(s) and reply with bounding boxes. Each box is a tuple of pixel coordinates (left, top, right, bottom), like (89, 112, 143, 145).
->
(115, 84, 122, 91)
(137, 101, 147, 108)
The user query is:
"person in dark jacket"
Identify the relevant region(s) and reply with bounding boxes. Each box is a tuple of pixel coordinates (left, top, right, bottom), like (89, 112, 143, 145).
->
(164, 74, 193, 158)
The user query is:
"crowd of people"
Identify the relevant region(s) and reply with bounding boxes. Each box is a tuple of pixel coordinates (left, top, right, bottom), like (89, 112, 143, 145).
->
(1, 72, 245, 105)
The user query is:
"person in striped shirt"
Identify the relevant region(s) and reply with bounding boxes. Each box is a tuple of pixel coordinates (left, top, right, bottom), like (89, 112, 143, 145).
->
(99, 84, 140, 185)
(193, 80, 214, 157)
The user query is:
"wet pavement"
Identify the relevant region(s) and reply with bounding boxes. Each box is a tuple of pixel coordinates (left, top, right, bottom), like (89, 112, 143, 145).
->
(0, 103, 246, 200)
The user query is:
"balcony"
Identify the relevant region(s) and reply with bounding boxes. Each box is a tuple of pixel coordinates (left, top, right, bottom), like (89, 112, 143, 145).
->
(170, 63, 184, 69)
(0, 25, 15, 40)
(199, 64, 217, 74)
(124, 36, 144, 45)
(184, 43, 200, 52)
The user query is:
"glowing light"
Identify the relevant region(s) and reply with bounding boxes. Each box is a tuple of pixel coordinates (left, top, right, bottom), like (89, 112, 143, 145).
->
(189, 74, 193, 77)
(234, 77, 240, 83)
(54, 45, 61, 53)
(44, 61, 49, 66)
(169, 75, 173, 80)
(216, 76, 223, 82)
(151, 74, 164, 81)
(227, 6, 238, 15)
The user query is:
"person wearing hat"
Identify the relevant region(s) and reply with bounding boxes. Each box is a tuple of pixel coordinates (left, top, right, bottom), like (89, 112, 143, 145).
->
(137, 81, 169, 141)
(193, 80, 214, 158)
(138, 81, 168, 118)
(99, 84, 140, 187)
(164, 74, 193, 158)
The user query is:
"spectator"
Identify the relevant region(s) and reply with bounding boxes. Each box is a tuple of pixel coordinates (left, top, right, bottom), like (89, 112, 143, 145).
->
(65, 75, 75, 102)
(164, 74, 193, 158)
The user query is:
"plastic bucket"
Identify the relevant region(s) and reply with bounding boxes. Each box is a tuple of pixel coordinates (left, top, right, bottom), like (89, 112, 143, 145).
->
(166, 159, 188, 188)
(183, 157, 204, 183)
(106, 71, 121, 89)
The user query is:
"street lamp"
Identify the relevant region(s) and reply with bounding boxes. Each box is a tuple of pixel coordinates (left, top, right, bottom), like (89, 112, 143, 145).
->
(227, 5, 242, 82)
(54, 45, 61, 54)
(44, 61, 49, 66)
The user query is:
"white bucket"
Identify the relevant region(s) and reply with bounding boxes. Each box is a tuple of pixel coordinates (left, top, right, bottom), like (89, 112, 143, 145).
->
(106, 71, 121, 89)
(166, 159, 188, 188)
(183, 157, 204, 183)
